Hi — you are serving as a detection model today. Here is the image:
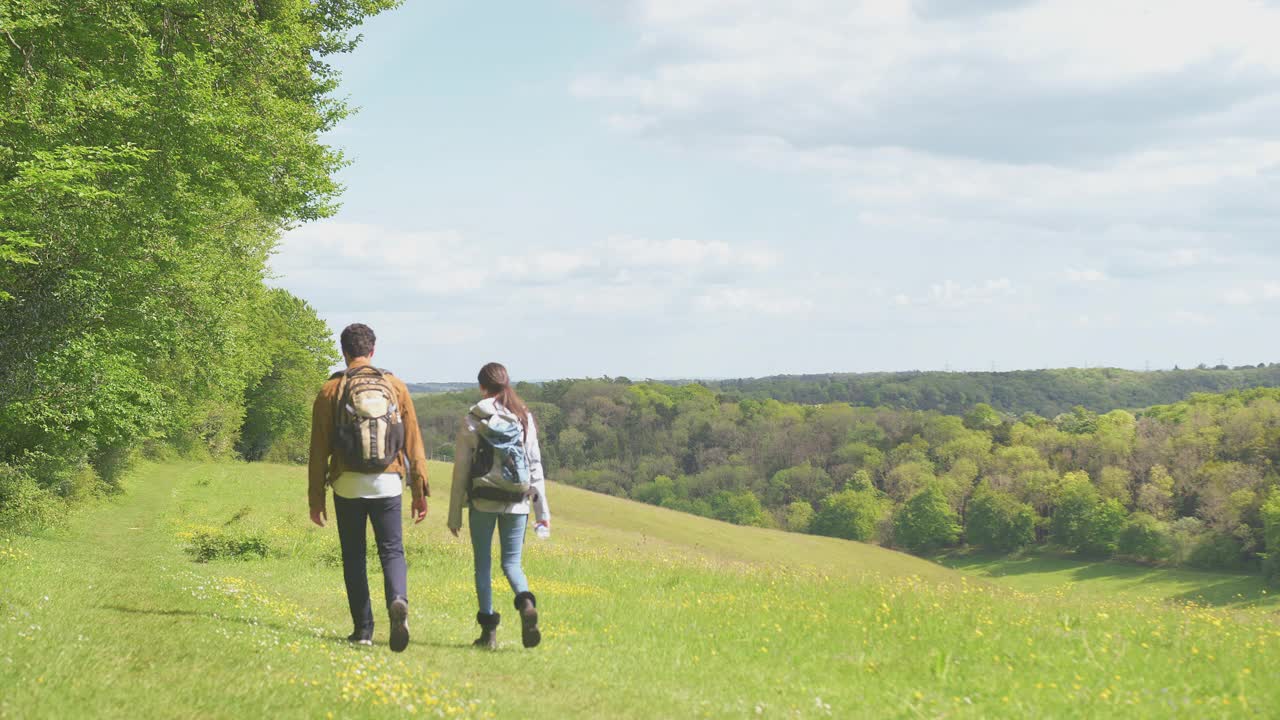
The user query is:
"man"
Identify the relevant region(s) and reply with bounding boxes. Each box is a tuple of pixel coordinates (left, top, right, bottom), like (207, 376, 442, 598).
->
(308, 323, 429, 652)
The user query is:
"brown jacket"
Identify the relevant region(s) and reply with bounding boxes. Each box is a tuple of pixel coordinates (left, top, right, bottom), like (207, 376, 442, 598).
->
(308, 358, 429, 512)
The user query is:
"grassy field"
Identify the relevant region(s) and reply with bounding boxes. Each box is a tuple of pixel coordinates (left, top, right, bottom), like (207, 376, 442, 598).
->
(1, 462, 1277, 719)
(938, 551, 1280, 614)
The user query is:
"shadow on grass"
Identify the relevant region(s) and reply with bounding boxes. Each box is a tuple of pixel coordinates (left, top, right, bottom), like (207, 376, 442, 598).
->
(102, 604, 312, 637)
(934, 551, 1280, 612)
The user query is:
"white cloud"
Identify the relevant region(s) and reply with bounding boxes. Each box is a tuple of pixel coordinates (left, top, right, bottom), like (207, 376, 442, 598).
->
(605, 236, 777, 270)
(694, 287, 815, 315)
(894, 278, 1015, 309)
(271, 222, 783, 315)
(1222, 283, 1280, 306)
(1169, 310, 1213, 326)
(578, 0, 1280, 271)
(1064, 268, 1107, 284)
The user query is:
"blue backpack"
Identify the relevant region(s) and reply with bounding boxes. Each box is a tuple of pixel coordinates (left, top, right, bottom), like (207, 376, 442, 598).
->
(467, 409, 532, 503)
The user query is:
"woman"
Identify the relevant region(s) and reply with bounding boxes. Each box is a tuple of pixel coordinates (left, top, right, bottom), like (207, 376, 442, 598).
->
(448, 362, 550, 649)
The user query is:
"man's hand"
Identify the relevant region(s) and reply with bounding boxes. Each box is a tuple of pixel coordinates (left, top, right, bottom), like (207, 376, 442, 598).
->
(310, 508, 327, 527)
(412, 496, 428, 524)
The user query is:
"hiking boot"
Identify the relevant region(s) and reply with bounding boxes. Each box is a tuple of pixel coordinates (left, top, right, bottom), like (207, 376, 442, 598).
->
(347, 627, 373, 646)
(388, 598, 410, 653)
(473, 611, 500, 650)
(515, 591, 541, 648)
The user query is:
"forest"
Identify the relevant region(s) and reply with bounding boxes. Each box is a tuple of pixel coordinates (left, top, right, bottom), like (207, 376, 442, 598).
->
(704, 365, 1280, 416)
(0, 1, 392, 530)
(415, 380, 1280, 581)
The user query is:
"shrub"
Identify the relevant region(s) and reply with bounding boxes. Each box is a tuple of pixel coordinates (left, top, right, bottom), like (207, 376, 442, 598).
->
(710, 490, 770, 527)
(1117, 512, 1172, 562)
(893, 484, 961, 553)
(1188, 532, 1249, 571)
(185, 527, 272, 563)
(811, 489, 887, 541)
(0, 464, 60, 533)
(965, 484, 1037, 552)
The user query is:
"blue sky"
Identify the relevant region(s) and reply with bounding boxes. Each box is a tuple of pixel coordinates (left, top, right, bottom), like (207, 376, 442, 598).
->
(271, 0, 1280, 383)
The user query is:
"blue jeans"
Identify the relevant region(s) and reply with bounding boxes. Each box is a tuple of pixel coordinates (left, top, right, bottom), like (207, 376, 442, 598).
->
(468, 509, 529, 614)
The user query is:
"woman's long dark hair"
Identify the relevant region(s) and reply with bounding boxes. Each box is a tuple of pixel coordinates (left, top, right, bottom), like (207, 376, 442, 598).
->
(478, 362, 530, 436)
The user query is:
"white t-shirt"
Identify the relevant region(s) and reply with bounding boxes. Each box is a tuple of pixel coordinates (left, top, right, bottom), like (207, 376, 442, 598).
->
(333, 472, 402, 500)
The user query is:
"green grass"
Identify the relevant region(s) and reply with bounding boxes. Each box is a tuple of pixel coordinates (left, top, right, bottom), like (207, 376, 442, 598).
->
(1, 462, 1277, 718)
(937, 551, 1280, 614)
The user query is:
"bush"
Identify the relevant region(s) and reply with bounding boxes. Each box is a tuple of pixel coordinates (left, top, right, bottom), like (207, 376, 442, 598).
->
(184, 527, 272, 563)
(893, 484, 961, 553)
(965, 484, 1037, 552)
(1188, 532, 1250, 571)
(811, 489, 887, 541)
(0, 463, 60, 533)
(710, 490, 771, 527)
(1117, 512, 1172, 562)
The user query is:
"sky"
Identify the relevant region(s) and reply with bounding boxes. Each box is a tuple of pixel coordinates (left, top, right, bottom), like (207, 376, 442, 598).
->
(270, 0, 1280, 383)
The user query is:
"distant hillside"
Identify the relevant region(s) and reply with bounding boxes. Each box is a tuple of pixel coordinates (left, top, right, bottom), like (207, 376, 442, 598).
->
(405, 381, 476, 395)
(705, 365, 1280, 416)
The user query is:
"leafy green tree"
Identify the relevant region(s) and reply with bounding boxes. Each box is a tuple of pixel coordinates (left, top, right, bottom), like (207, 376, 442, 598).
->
(811, 489, 886, 541)
(1077, 499, 1127, 557)
(963, 403, 1002, 432)
(0, 0, 396, 508)
(1262, 492, 1280, 585)
(884, 461, 936, 502)
(1118, 512, 1171, 562)
(784, 500, 815, 532)
(1136, 465, 1175, 520)
(237, 290, 338, 462)
(1051, 472, 1100, 551)
(965, 483, 1037, 552)
(893, 485, 961, 553)
(710, 490, 770, 527)
(1097, 466, 1133, 506)
(765, 463, 834, 506)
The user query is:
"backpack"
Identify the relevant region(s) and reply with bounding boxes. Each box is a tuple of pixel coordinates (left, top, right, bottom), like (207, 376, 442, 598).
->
(467, 407, 532, 504)
(332, 366, 406, 473)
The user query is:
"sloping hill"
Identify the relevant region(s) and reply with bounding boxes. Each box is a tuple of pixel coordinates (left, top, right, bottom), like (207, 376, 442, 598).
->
(1, 462, 1274, 719)
(550, 480, 955, 582)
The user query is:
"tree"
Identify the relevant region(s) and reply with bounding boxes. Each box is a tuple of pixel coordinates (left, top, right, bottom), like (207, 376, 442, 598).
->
(710, 490, 770, 527)
(811, 489, 887, 541)
(784, 501, 815, 533)
(884, 461, 936, 502)
(1118, 512, 1171, 562)
(1262, 492, 1280, 585)
(1077, 499, 1127, 557)
(765, 463, 834, 507)
(963, 403, 1002, 432)
(965, 483, 1037, 552)
(1051, 472, 1100, 551)
(893, 485, 961, 553)
(0, 0, 397, 505)
(237, 290, 338, 462)
(1136, 465, 1175, 520)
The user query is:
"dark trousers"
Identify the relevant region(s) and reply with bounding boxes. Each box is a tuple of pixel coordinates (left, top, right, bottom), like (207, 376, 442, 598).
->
(334, 494, 407, 631)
